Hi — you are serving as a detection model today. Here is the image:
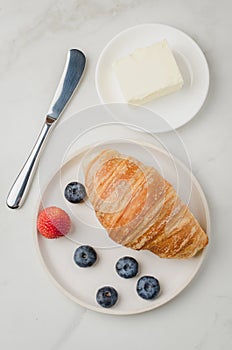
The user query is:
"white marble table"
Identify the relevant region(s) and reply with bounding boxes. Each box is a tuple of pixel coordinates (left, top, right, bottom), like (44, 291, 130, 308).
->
(1, 0, 232, 349)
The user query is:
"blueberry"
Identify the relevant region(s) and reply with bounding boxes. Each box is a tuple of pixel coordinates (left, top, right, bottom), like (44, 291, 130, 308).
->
(136, 276, 160, 300)
(64, 182, 86, 203)
(115, 256, 138, 279)
(73, 245, 97, 268)
(96, 286, 118, 308)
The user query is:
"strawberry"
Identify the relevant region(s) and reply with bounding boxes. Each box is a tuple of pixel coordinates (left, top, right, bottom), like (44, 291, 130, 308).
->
(37, 206, 71, 239)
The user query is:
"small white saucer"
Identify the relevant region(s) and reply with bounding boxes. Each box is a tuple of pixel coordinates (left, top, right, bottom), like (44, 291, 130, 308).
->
(95, 23, 209, 133)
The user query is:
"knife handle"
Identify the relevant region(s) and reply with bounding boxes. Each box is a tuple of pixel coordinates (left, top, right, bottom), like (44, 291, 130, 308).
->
(6, 118, 54, 209)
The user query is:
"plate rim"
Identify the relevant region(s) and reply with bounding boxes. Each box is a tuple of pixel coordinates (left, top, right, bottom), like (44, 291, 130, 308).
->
(95, 22, 210, 133)
(34, 139, 210, 315)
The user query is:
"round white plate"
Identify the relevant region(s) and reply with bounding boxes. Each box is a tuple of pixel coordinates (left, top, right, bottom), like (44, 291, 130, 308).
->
(95, 23, 209, 133)
(35, 140, 210, 315)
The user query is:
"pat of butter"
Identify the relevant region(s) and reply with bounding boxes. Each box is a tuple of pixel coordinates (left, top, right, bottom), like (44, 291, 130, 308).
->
(113, 39, 184, 104)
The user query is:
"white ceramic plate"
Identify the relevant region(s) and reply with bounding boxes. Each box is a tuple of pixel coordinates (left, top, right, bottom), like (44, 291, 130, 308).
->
(35, 140, 210, 315)
(95, 23, 209, 133)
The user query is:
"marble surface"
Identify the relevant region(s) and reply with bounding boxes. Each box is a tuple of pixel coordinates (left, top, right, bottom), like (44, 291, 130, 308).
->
(1, 0, 232, 349)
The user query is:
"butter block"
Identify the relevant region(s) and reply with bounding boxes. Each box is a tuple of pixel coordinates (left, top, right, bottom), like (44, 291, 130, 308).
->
(113, 39, 184, 105)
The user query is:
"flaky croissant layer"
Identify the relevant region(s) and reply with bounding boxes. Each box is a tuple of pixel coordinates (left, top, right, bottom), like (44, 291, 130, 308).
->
(85, 149, 208, 259)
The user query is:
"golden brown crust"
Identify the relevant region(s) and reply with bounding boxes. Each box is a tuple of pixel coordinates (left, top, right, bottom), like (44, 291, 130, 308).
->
(85, 149, 208, 258)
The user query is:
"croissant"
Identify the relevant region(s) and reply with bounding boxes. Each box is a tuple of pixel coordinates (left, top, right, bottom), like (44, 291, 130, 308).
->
(85, 149, 208, 258)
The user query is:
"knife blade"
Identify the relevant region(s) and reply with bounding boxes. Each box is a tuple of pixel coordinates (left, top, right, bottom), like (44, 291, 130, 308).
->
(6, 49, 86, 209)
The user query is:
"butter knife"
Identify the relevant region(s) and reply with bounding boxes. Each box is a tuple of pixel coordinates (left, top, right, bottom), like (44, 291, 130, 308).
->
(6, 49, 86, 209)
